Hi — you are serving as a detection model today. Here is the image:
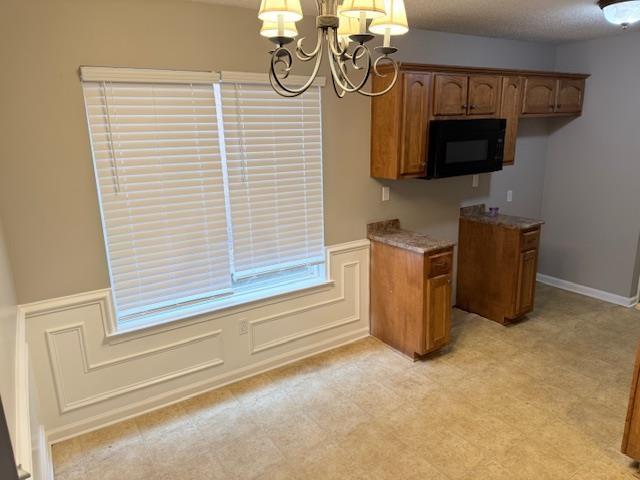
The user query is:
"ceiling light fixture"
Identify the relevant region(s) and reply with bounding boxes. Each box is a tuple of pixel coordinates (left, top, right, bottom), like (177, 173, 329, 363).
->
(257, 0, 409, 97)
(598, 0, 640, 29)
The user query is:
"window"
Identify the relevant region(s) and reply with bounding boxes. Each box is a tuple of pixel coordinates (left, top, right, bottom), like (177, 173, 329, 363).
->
(81, 67, 325, 327)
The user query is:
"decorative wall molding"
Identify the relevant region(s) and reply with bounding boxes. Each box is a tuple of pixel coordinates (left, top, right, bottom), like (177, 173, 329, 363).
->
(14, 308, 33, 476)
(21, 240, 371, 442)
(249, 261, 361, 354)
(45, 324, 223, 413)
(537, 273, 638, 308)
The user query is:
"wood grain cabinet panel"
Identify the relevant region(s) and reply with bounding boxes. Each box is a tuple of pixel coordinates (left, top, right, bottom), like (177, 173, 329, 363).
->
(370, 71, 431, 179)
(499, 76, 523, 166)
(468, 75, 501, 116)
(515, 249, 537, 317)
(400, 73, 431, 175)
(556, 78, 585, 114)
(433, 74, 468, 117)
(623, 339, 640, 460)
(457, 217, 542, 325)
(522, 77, 557, 115)
(370, 240, 454, 359)
(425, 274, 452, 352)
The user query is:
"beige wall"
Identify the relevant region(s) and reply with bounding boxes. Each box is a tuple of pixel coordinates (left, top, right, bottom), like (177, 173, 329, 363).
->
(0, 217, 17, 447)
(0, 0, 556, 304)
(540, 32, 640, 298)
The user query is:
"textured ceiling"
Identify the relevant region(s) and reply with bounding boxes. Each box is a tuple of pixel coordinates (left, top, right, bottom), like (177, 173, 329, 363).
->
(198, 0, 639, 42)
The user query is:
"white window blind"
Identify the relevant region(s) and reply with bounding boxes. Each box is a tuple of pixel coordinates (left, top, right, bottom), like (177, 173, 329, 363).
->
(221, 83, 325, 280)
(82, 68, 326, 326)
(83, 80, 233, 320)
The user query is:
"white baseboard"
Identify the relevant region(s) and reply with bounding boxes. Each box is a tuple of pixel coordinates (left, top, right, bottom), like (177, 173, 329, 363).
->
(537, 273, 638, 308)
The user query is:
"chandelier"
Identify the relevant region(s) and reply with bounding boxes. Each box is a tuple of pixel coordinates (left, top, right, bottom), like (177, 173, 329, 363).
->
(257, 0, 409, 97)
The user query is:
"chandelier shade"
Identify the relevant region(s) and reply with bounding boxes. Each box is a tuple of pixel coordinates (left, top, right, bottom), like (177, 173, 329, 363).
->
(258, 0, 303, 22)
(260, 20, 298, 39)
(369, 0, 409, 35)
(337, 7, 361, 42)
(339, 0, 386, 19)
(598, 0, 640, 27)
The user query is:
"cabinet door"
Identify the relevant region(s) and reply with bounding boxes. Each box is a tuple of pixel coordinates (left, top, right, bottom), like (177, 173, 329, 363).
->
(556, 78, 585, 114)
(400, 73, 431, 175)
(468, 75, 501, 116)
(515, 249, 537, 316)
(425, 274, 452, 352)
(499, 77, 522, 166)
(623, 340, 640, 460)
(522, 77, 557, 115)
(433, 74, 468, 117)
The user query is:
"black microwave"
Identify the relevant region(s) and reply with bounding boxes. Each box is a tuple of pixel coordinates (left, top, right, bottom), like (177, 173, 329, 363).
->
(426, 119, 506, 179)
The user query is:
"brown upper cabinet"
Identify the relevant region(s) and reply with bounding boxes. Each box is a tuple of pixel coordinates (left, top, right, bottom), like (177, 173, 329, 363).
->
(521, 77, 557, 115)
(556, 78, 586, 114)
(400, 73, 431, 176)
(522, 76, 586, 116)
(433, 74, 468, 116)
(370, 63, 589, 180)
(499, 76, 523, 166)
(433, 74, 500, 117)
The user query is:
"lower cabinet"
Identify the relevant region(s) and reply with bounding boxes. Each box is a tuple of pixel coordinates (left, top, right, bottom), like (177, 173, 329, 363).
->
(425, 274, 452, 352)
(457, 217, 542, 325)
(623, 339, 640, 460)
(370, 241, 454, 359)
(515, 249, 538, 317)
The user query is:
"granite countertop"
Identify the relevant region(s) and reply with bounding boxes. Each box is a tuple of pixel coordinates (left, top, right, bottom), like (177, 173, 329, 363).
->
(460, 204, 545, 230)
(367, 219, 455, 254)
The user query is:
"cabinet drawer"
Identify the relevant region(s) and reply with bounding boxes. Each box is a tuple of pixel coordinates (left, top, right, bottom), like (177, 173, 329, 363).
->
(521, 229, 540, 251)
(428, 251, 453, 277)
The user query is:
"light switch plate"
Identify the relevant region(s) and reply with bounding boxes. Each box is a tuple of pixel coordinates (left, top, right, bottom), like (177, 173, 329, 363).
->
(472, 175, 479, 188)
(382, 186, 390, 202)
(507, 190, 513, 202)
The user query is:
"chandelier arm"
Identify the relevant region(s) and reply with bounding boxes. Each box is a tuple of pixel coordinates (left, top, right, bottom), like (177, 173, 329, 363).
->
(354, 57, 400, 97)
(295, 29, 324, 61)
(331, 74, 347, 98)
(327, 48, 364, 93)
(326, 31, 372, 93)
(327, 27, 348, 59)
(269, 40, 325, 97)
(333, 44, 372, 92)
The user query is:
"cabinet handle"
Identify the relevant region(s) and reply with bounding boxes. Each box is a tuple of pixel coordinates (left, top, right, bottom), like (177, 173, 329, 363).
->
(462, 104, 468, 109)
(469, 104, 477, 110)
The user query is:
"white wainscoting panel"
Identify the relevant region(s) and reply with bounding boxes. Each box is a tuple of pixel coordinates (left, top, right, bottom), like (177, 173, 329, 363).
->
(22, 240, 370, 442)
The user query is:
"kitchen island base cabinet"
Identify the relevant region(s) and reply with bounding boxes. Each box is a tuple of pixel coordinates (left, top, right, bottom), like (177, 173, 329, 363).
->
(456, 207, 544, 325)
(370, 241, 453, 360)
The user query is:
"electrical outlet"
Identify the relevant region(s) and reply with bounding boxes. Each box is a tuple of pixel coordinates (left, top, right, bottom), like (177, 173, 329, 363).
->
(472, 175, 479, 188)
(507, 190, 513, 202)
(239, 320, 248, 335)
(381, 186, 390, 202)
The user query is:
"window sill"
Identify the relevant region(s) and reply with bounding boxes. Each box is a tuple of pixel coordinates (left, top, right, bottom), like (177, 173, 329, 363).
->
(106, 276, 335, 342)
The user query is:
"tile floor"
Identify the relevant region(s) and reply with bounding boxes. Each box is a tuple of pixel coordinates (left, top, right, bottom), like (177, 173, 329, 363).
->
(52, 284, 640, 479)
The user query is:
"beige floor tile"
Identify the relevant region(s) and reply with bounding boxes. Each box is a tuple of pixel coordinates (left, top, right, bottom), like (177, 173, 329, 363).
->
(214, 432, 286, 479)
(411, 427, 488, 479)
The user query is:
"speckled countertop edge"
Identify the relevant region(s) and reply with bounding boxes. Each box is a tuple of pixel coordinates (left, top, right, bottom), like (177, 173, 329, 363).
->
(460, 204, 544, 230)
(367, 219, 455, 254)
